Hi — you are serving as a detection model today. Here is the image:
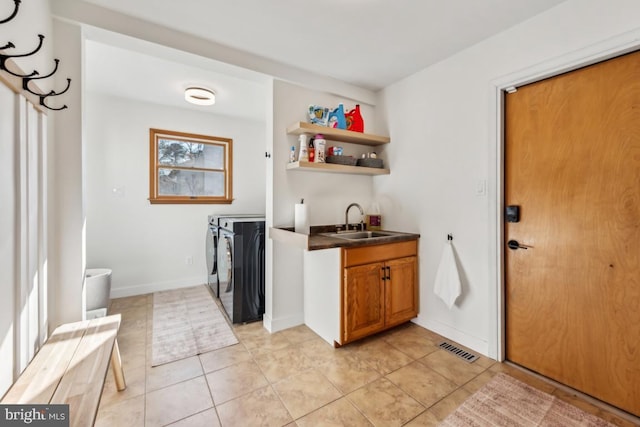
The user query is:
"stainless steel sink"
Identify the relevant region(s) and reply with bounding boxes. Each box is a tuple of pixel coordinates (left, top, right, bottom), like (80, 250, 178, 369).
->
(321, 231, 396, 240)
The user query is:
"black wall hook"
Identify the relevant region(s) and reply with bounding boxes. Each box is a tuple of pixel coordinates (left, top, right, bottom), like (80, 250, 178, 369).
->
(0, 0, 21, 25)
(22, 58, 58, 95)
(39, 96, 68, 111)
(0, 34, 43, 77)
(0, 6, 72, 112)
(38, 78, 71, 110)
(447, 234, 453, 241)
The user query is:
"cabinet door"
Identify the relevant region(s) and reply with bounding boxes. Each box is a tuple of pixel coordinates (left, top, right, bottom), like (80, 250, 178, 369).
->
(385, 256, 418, 326)
(343, 262, 385, 343)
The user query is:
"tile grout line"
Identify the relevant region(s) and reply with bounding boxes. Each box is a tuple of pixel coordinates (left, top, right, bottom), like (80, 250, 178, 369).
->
(239, 330, 370, 424)
(399, 364, 495, 425)
(246, 333, 298, 423)
(198, 347, 223, 426)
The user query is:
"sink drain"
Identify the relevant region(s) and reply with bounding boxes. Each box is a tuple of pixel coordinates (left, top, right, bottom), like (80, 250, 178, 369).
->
(438, 341, 479, 363)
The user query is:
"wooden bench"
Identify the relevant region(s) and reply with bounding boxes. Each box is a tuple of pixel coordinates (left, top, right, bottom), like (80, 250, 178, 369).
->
(1, 314, 126, 427)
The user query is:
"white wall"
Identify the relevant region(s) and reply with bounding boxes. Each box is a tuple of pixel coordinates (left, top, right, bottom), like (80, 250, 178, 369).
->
(271, 80, 379, 228)
(265, 79, 378, 332)
(0, 1, 84, 333)
(0, 85, 49, 396)
(376, 0, 640, 357)
(0, 0, 66, 396)
(0, 83, 17, 397)
(49, 18, 84, 327)
(85, 93, 266, 298)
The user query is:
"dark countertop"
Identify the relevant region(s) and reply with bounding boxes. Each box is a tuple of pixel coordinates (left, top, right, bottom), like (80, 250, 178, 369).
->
(309, 230, 420, 250)
(274, 225, 420, 251)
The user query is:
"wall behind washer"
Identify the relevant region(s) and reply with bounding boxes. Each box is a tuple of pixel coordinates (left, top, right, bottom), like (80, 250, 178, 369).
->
(85, 93, 266, 297)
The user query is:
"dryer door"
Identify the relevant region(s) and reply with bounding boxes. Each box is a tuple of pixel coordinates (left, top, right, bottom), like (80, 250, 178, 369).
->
(218, 234, 233, 292)
(218, 232, 235, 321)
(206, 225, 219, 296)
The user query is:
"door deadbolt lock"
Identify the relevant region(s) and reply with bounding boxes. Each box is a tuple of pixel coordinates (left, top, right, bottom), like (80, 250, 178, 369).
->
(505, 205, 520, 223)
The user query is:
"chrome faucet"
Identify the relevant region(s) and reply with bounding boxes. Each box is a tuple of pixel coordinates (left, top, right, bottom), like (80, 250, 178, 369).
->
(345, 203, 365, 231)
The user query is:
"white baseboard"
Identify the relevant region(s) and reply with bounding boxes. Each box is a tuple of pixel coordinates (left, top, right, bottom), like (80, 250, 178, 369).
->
(109, 277, 207, 299)
(413, 315, 491, 359)
(261, 314, 272, 331)
(262, 312, 304, 333)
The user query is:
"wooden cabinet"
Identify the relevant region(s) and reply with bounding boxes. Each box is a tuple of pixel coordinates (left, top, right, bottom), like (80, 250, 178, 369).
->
(385, 256, 418, 326)
(286, 122, 391, 175)
(341, 240, 418, 344)
(343, 262, 386, 343)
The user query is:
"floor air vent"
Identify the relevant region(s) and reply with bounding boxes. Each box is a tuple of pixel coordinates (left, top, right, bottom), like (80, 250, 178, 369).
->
(438, 341, 479, 363)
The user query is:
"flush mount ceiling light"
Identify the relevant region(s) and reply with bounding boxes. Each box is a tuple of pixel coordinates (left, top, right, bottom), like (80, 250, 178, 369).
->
(184, 87, 216, 106)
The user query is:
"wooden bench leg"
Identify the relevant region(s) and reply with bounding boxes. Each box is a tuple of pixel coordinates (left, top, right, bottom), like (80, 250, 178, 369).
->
(110, 338, 126, 391)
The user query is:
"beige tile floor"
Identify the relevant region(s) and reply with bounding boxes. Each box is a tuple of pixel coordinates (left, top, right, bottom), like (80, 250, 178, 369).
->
(95, 294, 638, 427)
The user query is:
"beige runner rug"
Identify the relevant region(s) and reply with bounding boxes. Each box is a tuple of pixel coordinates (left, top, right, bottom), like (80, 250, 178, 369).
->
(152, 285, 238, 366)
(441, 373, 614, 426)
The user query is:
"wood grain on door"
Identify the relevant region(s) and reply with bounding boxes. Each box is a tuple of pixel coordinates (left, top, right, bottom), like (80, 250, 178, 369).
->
(505, 50, 640, 416)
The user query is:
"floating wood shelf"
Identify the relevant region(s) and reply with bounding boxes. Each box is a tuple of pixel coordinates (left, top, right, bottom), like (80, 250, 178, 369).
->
(286, 161, 390, 176)
(286, 122, 390, 146)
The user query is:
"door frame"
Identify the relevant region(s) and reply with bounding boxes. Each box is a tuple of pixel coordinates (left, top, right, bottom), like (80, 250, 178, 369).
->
(487, 28, 640, 361)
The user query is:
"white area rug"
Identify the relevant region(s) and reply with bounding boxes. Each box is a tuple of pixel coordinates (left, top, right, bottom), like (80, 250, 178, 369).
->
(152, 285, 238, 366)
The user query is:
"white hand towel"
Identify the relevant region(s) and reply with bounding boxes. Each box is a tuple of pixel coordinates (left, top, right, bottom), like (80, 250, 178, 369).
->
(433, 241, 462, 309)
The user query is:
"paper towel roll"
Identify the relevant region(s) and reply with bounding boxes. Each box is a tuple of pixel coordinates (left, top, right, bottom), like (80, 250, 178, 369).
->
(294, 203, 309, 234)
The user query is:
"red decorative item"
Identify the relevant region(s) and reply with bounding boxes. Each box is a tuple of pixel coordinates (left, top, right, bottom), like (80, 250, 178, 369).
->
(345, 104, 364, 132)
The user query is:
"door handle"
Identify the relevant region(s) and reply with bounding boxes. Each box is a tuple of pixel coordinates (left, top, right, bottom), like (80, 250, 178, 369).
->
(507, 240, 529, 250)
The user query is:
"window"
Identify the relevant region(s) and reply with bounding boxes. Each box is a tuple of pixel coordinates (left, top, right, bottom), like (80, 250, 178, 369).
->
(149, 128, 233, 204)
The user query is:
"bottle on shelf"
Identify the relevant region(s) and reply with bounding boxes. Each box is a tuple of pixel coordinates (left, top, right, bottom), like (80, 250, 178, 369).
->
(298, 134, 309, 161)
(308, 137, 315, 162)
(328, 104, 346, 129)
(345, 104, 364, 132)
(315, 134, 326, 163)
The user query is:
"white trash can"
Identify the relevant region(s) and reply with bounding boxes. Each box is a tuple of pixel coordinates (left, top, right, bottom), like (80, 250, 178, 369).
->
(86, 268, 112, 319)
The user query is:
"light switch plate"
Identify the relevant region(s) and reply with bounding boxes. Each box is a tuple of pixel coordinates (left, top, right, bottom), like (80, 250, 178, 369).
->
(475, 179, 487, 196)
(112, 186, 125, 198)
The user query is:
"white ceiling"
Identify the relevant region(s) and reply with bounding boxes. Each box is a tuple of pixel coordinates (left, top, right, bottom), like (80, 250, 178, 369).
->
(82, 0, 567, 120)
(84, 30, 270, 121)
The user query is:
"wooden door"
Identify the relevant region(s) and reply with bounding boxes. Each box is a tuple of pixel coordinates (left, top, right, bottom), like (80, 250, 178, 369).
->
(385, 256, 418, 326)
(343, 262, 385, 343)
(505, 50, 640, 416)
